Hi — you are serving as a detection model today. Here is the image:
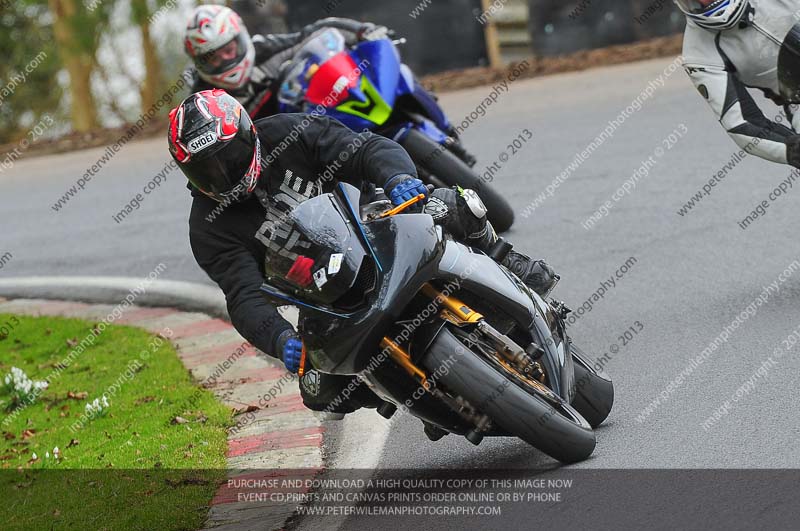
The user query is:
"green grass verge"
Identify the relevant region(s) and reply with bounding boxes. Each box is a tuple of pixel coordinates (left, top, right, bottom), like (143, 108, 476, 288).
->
(0, 314, 232, 530)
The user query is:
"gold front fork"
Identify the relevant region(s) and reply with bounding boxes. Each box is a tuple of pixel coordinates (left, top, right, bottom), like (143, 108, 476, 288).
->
(421, 283, 484, 325)
(380, 337, 429, 390)
(382, 283, 484, 389)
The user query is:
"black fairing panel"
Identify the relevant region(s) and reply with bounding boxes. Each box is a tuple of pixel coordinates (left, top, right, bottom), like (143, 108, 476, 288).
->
(435, 240, 574, 400)
(301, 213, 444, 373)
(436, 240, 537, 326)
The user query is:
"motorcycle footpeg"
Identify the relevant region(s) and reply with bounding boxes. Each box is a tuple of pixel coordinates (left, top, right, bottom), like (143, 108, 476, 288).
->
(465, 429, 484, 446)
(423, 422, 448, 442)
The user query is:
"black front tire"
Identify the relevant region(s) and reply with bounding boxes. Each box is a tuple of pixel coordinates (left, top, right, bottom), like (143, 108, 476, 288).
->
(400, 128, 516, 233)
(424, 326, 595, 463)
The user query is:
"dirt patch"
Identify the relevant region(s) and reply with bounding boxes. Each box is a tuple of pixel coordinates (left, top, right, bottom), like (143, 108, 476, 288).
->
(4, 117, 170, 161)
(4, 34, 683, 161)
(419, 34, 683, 93)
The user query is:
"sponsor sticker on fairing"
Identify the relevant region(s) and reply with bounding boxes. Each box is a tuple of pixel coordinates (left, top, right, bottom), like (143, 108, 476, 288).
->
(313, 268, 328, 289)
(328, 253, 343, 275)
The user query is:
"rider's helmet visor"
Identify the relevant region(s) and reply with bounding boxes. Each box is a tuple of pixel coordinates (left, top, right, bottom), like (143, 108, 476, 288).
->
(196, 34, 249, 76)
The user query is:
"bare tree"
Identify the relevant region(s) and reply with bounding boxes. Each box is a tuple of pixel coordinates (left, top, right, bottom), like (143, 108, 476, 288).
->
(131, 0, 165, 110)
(48, 0, 102, 131)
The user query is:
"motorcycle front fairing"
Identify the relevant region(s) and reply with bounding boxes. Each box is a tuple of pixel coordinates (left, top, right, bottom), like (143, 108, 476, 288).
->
(297, 184, 445, 374)
(306, 38, 403, 132)
(433, 241, 576, 402)
(338, 38, 452, 133)
(283, 34, 454, 144)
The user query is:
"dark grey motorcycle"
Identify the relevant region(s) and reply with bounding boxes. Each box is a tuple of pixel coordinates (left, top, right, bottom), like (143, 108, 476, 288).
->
(260, 183, 613, 463)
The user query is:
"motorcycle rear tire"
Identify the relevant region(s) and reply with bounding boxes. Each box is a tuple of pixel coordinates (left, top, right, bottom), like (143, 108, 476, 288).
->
(570, 344, 614, 428)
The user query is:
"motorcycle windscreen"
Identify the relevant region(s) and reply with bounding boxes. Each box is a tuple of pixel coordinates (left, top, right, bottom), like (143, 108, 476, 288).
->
(778, 23, 800, 103)
(263, 193, 366, 306)
(278, 29, 347, 107)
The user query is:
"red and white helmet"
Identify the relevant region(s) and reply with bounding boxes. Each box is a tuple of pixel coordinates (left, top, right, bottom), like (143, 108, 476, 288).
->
(168, 89, 262, 204)
(184, 5, 255, 90)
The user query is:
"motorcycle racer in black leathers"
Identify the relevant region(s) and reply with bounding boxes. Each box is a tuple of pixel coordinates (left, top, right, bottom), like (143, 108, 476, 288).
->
(184, 4, 387, 120)
(168, 90, 557, 414)
(677, 0, 800, 167)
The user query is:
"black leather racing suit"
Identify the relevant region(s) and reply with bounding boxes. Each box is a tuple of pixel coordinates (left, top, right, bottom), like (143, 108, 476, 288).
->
(190, 17, 377, 120)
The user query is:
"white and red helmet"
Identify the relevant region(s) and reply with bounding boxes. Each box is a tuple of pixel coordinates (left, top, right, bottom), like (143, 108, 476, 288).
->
(184, 5, 255, 90)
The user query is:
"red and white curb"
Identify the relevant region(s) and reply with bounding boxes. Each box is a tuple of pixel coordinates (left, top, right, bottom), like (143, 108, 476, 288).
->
(0, 297, 323, 531)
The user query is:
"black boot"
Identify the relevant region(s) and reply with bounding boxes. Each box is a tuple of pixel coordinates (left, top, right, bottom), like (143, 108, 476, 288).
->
(422, 187, 559, 297)
(299, 370, 383, 414)
(299, 370, 358, 414)
(502, 251, 560, 297)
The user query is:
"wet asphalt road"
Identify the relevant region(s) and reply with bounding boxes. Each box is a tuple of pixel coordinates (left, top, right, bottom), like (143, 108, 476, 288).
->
(4, 57, 800, 528)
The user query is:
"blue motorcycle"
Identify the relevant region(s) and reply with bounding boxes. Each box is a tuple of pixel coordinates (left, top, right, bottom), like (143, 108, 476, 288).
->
(276, 29, 515, 233)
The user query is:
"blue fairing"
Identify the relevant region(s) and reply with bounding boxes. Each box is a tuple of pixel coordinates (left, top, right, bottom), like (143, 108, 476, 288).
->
(388, 118, 448, 145)
(411, 81, 451, 132)
(310, 39, 404, 131)
(292, 39, 402, 131)
(355, 39, 402, 108)
(398, 64, 415, 95)
(281, 37, 453, 145)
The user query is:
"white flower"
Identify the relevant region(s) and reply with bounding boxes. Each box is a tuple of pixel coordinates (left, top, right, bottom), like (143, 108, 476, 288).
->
(53, 446, 60, 455)
(84, 396, 109, 419)
(45, 452, 50, 459)
(31, 452, 37, 460)
(3, 367, 48, 405)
